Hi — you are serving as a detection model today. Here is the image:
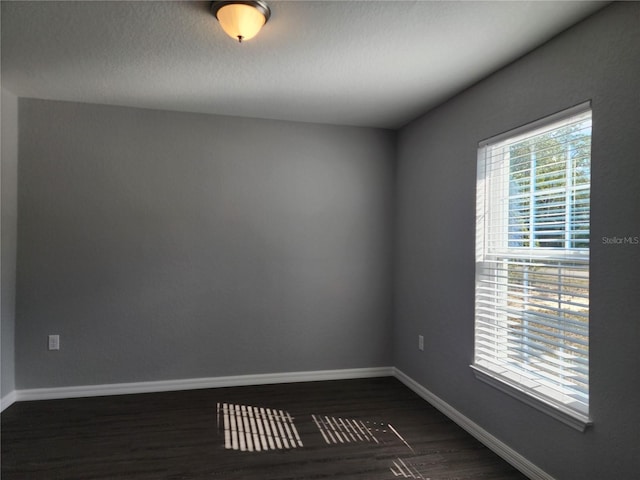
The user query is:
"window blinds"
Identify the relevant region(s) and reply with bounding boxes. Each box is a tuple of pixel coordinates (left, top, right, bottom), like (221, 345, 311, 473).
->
(474, 103, 591, 421)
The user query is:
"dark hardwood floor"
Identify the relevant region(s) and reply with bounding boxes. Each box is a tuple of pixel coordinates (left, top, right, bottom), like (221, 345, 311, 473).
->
(1, 377, 528, 479)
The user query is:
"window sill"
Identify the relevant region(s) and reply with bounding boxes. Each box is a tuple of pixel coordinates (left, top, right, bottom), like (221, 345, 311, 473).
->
(470, 364, 592, 432)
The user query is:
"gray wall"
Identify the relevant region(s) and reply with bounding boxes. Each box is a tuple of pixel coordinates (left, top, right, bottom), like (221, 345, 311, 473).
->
(1, 87, 18, 398)
(394, 3, 640, 479)
(8, 2, 640, 478)
(16, 99, 395, 388)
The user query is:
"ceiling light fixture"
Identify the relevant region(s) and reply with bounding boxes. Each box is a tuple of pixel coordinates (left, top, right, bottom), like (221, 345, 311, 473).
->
(211, 1, 271, 43)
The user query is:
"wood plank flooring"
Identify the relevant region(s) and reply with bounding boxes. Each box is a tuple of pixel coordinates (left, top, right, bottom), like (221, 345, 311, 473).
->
(1, 377, 528, 479)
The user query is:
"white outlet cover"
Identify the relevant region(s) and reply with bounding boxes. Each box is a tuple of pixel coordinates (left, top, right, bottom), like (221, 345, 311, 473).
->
(48, 335, 60, 350)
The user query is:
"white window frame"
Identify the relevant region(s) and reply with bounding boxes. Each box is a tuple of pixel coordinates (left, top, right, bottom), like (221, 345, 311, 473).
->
(472, 102, 592, 431)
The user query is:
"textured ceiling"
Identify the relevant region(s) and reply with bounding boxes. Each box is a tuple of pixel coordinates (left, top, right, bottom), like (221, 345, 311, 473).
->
(1, 1, 607, 129)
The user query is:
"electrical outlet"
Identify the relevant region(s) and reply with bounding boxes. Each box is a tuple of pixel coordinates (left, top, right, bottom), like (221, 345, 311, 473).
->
(48, 335, 60, 351)
(418, 335, 424, 351)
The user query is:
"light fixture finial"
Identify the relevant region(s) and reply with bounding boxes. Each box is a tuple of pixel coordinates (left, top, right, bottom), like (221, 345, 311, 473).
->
(211, 1, 271, 43)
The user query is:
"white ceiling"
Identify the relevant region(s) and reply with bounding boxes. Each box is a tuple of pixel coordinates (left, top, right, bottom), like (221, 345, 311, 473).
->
(1, 1, 607, 129)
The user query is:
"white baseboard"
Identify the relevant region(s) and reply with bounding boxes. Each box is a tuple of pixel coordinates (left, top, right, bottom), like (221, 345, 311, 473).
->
(13, 366, 394, 403)
(3, 366, 551, 480)
(1, 390, 17, 412)
(393, 368, 554, 480)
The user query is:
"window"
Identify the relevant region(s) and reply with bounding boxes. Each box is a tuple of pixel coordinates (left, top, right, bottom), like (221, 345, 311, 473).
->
(473, 103, 592, 430)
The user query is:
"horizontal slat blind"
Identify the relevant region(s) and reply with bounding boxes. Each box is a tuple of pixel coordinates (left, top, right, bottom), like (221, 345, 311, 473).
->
(475, 104, 591, 419)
